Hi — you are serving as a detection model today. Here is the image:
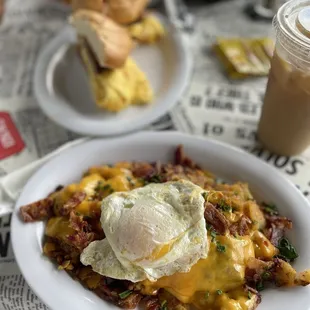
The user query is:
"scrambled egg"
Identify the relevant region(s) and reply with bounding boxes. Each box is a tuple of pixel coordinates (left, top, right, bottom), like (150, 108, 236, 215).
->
(128, 14, 165, 44)
(80, 44, 153, 112)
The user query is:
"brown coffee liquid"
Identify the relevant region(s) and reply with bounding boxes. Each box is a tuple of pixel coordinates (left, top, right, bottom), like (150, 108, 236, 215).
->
(258, 52, 310, 155)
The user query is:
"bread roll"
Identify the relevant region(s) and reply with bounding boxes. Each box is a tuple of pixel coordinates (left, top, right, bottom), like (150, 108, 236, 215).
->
(70, 9, 133, 68)
(105, 0, 149, 25)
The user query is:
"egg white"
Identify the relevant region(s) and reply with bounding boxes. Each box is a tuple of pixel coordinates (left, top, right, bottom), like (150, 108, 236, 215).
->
(81, 180, 208, 282)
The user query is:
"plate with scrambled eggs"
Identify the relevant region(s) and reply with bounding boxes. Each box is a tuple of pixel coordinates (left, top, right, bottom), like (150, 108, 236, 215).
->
(11, 131, 310, 310)
(34, 9, 191, 136)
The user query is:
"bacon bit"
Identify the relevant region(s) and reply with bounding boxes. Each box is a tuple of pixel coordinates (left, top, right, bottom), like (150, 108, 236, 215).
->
(118, 292, 143, 309)
(66, 231, 95, 252)
(66, 212, 96, 251)
(60, 191, 86, 216)
(263, 214, 293, 246)
(143, 296, 161, 310)
(132, 162, 156, 178)
(154, 161, 162, 175)
(20, 198, 54, 222)
(162, 164, 210, 188)
(244, 285, 262, 305)
(95, 279, 142, 309)
(69, 211, 89, 232)
(175, 145, 200, 169)
(245, 257, 274, 288)
(204, 202, 229, 235)
(229, 215, 252, 236)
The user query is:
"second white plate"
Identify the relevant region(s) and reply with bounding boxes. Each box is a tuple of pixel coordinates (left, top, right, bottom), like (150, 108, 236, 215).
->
(34, 16, 191, 136)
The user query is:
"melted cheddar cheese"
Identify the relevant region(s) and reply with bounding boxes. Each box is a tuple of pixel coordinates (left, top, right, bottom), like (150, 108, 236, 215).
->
(46, 166, 139, 237)
(142, 235, 255, 304)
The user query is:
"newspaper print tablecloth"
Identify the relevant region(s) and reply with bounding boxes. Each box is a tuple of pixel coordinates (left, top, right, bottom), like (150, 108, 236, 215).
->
(0, 0, 310, 308)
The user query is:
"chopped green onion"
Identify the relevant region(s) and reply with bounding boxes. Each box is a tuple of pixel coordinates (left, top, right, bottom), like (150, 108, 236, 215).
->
(160, 300, 167, 310)
(216, 243, 226, 253)
(218, 200, 232, 212)
(148, 175, 163, 184)
(205, 291, 210, 299)
(119, 290, 132, 299)
(210, 230, 217, 243)
(216, 290, 223, 295)
(261, 202, 278, 215)
(262, 271, 271, 280)
(206, 223, 212, 230)
(248, 291, 252, 299)
(256, 281, 264, 292)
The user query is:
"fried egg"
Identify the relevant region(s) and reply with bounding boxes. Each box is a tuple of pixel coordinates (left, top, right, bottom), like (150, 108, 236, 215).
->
(80, 180, 208, 282)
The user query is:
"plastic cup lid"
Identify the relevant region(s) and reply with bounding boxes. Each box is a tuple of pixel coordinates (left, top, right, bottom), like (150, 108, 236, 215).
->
(297, 7, 310, 38)
(274, 0, 310, 65)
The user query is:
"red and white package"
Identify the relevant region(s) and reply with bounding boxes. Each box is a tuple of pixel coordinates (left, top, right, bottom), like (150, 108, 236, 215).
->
(0, 112, 25, 160)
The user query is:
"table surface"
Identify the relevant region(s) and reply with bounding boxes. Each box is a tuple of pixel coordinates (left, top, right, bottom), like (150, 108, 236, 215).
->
(0, 1, 310, 309)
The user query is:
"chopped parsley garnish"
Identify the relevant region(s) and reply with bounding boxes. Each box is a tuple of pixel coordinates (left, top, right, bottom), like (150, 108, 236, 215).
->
(219, 204, 232, 213)
(160, 300, 167, 310)
(248, 291, 252, 299)
(119, 290, 132, 299)
(210, 230, 217, 243)
(140, 175, 163, 185)
(95, 183, 111, 192)
(124, 203, 134, 209)
(261, 202, 278, 215)
(148, 175, 163, 183)
(205, 291, 210, 299)
(262, 271, 271, 280)
(202, 192, 208, 200)
(206, 223, 212, 230)
(216, 290, 223, 295)
(216, 243, 226, 253)
(277, 238, 298, 262)
(256, 281, 264, 292)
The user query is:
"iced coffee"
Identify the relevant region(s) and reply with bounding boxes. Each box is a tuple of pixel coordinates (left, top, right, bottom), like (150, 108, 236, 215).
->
(258, 0, 310, 156)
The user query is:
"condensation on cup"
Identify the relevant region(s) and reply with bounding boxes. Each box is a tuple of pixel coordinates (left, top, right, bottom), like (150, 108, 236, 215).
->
(258, 0, 310, 156)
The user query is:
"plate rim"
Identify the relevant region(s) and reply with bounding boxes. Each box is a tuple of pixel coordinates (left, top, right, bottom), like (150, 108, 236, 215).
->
(33, 15, 192, 136)
(11, 131, 310, 310)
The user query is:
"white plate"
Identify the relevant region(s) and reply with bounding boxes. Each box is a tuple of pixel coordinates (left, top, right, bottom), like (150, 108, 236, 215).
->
(34, 17, 191, 136)
(12, 131, 310, 310)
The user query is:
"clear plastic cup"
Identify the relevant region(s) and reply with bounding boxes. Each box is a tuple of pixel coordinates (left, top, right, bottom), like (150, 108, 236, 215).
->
(258, 0, 310, 155)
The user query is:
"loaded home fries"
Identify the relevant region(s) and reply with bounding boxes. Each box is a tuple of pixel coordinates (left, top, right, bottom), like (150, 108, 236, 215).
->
(20, 146, 310, 310)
